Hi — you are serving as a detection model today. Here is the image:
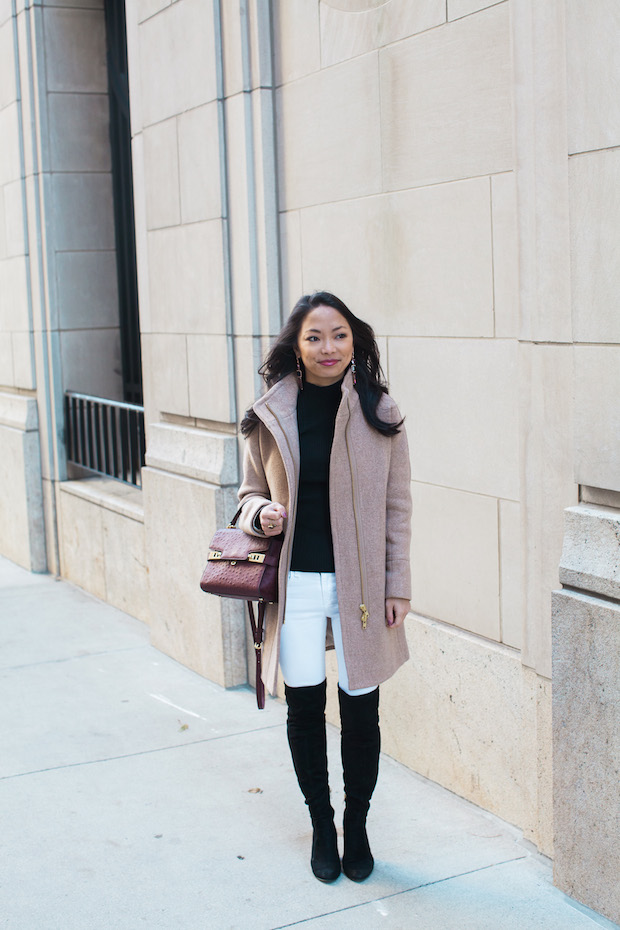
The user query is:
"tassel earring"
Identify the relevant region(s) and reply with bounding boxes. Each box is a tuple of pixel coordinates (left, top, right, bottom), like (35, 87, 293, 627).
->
(296, 356, 304, 390)
(350, 353, 357, 386)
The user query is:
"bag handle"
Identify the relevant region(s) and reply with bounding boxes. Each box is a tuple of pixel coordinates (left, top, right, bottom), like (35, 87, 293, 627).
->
(227, 504, 245, 529)
(246, 601, 266, 709)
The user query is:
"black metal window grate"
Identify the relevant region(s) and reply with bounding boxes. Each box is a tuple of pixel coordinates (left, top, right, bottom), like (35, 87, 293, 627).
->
(65, 392, 146, 488)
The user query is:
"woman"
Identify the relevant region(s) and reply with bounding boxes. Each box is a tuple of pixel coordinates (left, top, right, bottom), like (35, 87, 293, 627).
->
(237, 292, 412, 883)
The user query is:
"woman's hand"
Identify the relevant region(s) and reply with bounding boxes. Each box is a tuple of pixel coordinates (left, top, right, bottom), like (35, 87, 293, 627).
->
(259, 502, 287, 536)
(385, 597, 410, 628)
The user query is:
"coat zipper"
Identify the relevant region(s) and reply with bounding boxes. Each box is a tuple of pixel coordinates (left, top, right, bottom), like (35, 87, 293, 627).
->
(344, 412, 369, 630)
(264, 402, 298, 623)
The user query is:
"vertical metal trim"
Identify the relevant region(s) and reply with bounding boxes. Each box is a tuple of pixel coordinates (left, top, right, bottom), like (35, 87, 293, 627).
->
(213, 0, 239, 427)
(239, 0, 263, 402)
(256, 0, 284, 333)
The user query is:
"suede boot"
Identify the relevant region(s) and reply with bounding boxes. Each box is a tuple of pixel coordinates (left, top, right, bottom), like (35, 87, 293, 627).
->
(338, 686, 380, 882)
(285, 680, 341, 883)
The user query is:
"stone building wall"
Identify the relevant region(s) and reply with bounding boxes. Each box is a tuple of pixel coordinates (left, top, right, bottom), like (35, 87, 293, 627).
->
(0, 2, 618, 919)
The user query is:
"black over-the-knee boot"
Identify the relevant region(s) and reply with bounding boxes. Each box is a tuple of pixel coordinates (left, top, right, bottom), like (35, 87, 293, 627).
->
(338, 686, 380, 882)
(285, 680, 341, 882)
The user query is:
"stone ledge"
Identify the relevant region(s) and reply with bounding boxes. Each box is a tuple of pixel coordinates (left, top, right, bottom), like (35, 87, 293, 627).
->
(559, 504, 620, 600)
(59, 478, 144, 523)
(0, 392, 39, 432)
(144, 421, 238, 486)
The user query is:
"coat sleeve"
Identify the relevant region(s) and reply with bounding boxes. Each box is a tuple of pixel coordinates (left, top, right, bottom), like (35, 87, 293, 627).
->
(237, 424, 272, 536)
(385, 416, 412, 600)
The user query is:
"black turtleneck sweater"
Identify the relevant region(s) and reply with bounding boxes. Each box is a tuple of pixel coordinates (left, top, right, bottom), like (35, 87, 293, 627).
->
(290, 378, 343, 572)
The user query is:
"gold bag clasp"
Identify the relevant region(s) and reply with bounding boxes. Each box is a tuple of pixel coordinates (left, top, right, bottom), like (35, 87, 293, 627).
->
(208, 550, 265, 563)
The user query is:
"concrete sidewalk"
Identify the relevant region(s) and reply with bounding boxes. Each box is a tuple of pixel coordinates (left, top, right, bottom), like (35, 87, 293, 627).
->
(0, 556, 616, 930)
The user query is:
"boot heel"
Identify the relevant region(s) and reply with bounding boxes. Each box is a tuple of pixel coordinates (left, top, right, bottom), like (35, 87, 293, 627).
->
(342, 807, 373, 881)
(311, 816, 341, 882)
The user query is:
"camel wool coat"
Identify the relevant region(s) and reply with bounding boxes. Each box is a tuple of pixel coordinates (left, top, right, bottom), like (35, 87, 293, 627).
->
(237, 369, 412, 695)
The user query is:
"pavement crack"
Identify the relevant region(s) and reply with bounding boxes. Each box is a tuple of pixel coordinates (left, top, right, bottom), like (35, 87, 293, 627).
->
(0, 645, 149, 672)
(0, 723, 285, 781)
(269, 856, 529, 929)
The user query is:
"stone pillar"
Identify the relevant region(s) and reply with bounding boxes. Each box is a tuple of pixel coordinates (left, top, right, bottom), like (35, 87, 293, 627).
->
(551, 2, 620, 921)
(0, 5, 46, 571)
(511, 0, 578, 854)
(552, 505, 620, 925)
(127, 0, 281, 688)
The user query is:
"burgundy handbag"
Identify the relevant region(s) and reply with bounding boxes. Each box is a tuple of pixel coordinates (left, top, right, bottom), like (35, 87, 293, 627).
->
(199, 505, 283, 709)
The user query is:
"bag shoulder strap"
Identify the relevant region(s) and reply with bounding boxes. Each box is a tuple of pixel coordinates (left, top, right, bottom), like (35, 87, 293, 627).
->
(230, 502, 269, 709)
(246, 600, 266, 710)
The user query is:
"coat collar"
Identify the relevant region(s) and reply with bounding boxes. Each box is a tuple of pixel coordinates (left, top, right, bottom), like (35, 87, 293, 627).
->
(253, 372, 299, 422)
(253, 368, 358, 422)
(252, 374, 299, 487)
(252, 369, 358, 479)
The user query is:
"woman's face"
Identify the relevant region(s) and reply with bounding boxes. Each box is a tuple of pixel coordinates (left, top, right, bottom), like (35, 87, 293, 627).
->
(296, 305, 354, 386)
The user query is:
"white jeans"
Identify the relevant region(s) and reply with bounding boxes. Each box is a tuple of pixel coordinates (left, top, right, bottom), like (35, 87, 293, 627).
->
(279, 571, 376, 696)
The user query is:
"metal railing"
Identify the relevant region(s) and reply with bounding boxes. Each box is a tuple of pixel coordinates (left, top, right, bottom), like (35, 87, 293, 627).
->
(64, 391, 146, 488)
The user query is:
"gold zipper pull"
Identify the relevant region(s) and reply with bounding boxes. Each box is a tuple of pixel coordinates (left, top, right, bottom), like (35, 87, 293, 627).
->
(360, 604, 369, 629)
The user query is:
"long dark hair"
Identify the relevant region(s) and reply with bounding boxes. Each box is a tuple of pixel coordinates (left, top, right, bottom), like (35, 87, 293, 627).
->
(241, 292, 403, 436)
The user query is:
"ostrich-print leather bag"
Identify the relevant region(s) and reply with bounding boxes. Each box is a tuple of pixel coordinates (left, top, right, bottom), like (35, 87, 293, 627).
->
(200, 505, 283, 709)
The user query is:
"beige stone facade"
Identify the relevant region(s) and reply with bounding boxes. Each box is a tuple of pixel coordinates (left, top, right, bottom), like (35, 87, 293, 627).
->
(1, 1, 618, 921)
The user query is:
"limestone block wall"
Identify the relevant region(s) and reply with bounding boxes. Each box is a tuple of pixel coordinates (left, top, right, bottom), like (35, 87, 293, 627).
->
(142, 428, 246, 688)
(58, 477, 149, 622)
(130, 0, 231, 436)
(275, 0, 557, 850)
(276, 0, 520, 657)
(125, 0, 264, 686)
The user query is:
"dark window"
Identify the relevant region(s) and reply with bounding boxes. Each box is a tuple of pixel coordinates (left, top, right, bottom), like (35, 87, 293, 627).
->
(104, 0, 142, 406)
